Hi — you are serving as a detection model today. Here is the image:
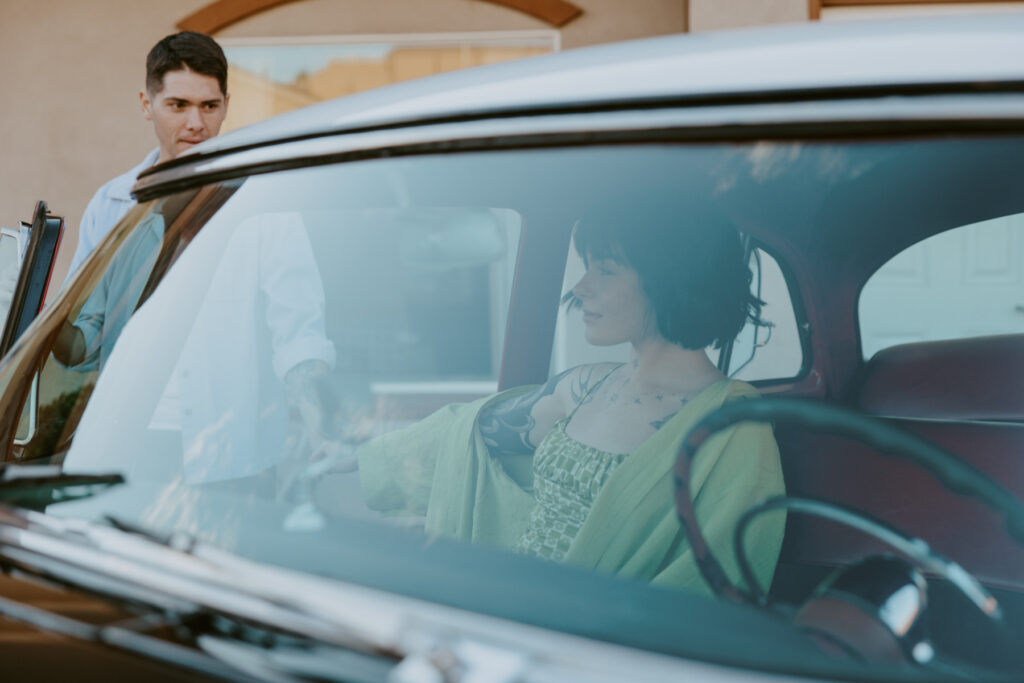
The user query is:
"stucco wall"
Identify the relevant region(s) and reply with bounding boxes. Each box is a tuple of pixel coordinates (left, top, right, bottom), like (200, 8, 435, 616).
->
(0, 0, 209, 287)
(689, 0, 807, 31)
(215, 0, 686, 49)
(0, 0, 692, 287)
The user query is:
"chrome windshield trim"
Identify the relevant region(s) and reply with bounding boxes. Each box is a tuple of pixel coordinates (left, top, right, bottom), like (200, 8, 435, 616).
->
(133, 93, 1024, 199)
(0, 504, 784, 683)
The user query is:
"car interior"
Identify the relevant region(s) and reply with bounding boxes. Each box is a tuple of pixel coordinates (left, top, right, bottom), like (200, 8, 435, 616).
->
(715, 139, 1024, 669)
(2, 138, 1022, 676)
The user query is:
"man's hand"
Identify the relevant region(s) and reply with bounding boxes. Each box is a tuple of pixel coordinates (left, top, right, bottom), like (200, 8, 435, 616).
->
(284, 359, 334, 456)
(282, 359, 359, 480)
(309, 439, 357, 473)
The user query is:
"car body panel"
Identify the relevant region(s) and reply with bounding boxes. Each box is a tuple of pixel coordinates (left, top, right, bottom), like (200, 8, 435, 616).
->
(173, 13, 1024, 159)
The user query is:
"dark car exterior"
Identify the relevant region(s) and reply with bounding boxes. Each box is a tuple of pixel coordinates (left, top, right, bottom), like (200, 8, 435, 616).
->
(0, 13, 1022, 682)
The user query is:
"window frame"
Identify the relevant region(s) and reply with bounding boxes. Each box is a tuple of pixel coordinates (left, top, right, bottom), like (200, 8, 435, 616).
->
(810, 0, 1024, 21)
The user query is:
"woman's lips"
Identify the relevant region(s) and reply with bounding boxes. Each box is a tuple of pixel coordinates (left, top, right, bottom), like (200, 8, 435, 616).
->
(582, 310, 601, 323)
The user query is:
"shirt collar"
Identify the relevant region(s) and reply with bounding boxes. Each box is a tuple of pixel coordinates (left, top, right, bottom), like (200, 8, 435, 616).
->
(108, 148, 161, 202)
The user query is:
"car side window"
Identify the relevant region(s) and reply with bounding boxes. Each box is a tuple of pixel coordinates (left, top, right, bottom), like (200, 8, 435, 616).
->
(726, 247, 803, 382)
(5, 192, 234, 465)
(859, 213, 1024, 359)
(552, 242, 804, 382)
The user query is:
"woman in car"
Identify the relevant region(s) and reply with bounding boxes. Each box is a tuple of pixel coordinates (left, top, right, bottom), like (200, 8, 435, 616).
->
(356, 200, 785, 596)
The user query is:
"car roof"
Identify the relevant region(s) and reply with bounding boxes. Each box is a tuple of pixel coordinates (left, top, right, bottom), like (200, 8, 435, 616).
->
(194, 12, 1024, 155)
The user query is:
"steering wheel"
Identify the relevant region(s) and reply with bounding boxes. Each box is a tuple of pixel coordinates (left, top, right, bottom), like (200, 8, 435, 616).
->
(673, 398, 1024, 665)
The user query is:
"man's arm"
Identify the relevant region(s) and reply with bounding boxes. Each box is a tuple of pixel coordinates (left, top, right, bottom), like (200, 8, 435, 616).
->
(255, 214, 339, 469)
(284, 358, 339, 458)
(53, 270, 113, 369)
(52, 320, 87, 366)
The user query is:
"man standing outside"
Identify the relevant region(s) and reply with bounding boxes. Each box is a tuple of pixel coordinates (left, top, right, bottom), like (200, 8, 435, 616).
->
(54, 30, 342, 494)
(66, 31, 229, 277)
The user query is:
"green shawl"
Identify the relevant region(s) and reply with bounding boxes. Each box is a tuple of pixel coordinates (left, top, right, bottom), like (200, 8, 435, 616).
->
(358, 379, 784, 596)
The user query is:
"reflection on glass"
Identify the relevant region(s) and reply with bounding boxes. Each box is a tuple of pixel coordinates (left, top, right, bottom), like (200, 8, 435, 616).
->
(222, 33, 556, 132)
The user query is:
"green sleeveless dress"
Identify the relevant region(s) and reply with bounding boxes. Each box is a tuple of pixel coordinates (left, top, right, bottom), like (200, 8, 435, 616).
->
(515, 416, 628, 561)
(515, 367, 627, 561)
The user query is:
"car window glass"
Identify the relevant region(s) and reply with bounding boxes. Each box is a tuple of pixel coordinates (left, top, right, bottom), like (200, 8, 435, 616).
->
(0, 230, 20, 330)
(3, 139, 1022, 668)
(309, 207, 521, 388)
(58, 170, 525, 483)
(859, 213, 1024, 359)
(51, 148, 791, 546)
(6, 191, 238, 464)
(552, 245, 803, 382)
(726, 247, 803, 381)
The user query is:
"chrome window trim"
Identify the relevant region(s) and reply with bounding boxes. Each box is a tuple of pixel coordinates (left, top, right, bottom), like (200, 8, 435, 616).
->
(134, 93, 1024, 200)
(0, 506, 811, 683)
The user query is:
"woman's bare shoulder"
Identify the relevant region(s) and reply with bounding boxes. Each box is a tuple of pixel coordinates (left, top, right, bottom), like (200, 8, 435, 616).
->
(551, 362, 622, 410)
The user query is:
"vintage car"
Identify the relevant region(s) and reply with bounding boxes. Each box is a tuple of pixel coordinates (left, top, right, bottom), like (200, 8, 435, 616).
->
(0, 11, 1021, 682)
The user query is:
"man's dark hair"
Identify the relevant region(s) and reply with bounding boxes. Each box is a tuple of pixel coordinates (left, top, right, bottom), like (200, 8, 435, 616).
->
(146, 31, 228, 95)
(566, 197, 765, 351)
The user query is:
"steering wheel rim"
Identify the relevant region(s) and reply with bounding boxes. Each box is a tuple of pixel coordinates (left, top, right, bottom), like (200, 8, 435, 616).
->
(733, 496, 1002, 623)
(673, 397, 1024, 616)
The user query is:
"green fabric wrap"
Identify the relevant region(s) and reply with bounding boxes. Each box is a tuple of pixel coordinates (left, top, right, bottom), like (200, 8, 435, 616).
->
(358, 380, 785, 596)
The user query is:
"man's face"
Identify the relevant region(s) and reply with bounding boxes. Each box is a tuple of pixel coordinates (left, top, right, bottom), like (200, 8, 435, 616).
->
(141, 68, 228, 163)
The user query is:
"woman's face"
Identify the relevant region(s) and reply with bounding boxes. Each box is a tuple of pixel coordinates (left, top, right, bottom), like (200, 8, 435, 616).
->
(571, 257, 655, 346)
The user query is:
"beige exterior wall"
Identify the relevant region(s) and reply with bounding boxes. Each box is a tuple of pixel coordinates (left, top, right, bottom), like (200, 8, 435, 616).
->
(0, 0, 210, 289)
(0, 0, 690, 288)
(214, 0, 687, 49)
(689, 0, 808, 31)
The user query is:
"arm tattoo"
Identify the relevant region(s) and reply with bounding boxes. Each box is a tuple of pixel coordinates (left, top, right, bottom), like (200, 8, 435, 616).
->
(568, 365, 602, 408)
(478, 368, 576, 458)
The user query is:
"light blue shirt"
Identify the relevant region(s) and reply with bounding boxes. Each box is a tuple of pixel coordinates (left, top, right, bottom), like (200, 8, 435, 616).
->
(74, 210, 164, 372)
(66, 148, 160, 279)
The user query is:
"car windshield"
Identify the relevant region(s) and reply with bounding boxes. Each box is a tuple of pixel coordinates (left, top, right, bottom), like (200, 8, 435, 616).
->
(4, 139, 1024, 677)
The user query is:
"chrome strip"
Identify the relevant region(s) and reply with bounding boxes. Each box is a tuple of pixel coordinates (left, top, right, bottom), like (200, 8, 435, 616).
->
(12, 374, 37, 448)
(0, 505, 781, 683)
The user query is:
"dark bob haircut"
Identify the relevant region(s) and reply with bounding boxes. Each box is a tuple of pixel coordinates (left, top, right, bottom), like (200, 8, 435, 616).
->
(567, 198, 764, 350)
(146, 31, 228, 96)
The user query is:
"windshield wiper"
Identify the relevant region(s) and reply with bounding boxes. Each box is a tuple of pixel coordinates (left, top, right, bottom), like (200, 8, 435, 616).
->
(0, 464, 123, 509)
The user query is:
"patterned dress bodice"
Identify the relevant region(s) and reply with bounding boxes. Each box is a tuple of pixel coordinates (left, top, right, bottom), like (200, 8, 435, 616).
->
(514, 417, 628, 561)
